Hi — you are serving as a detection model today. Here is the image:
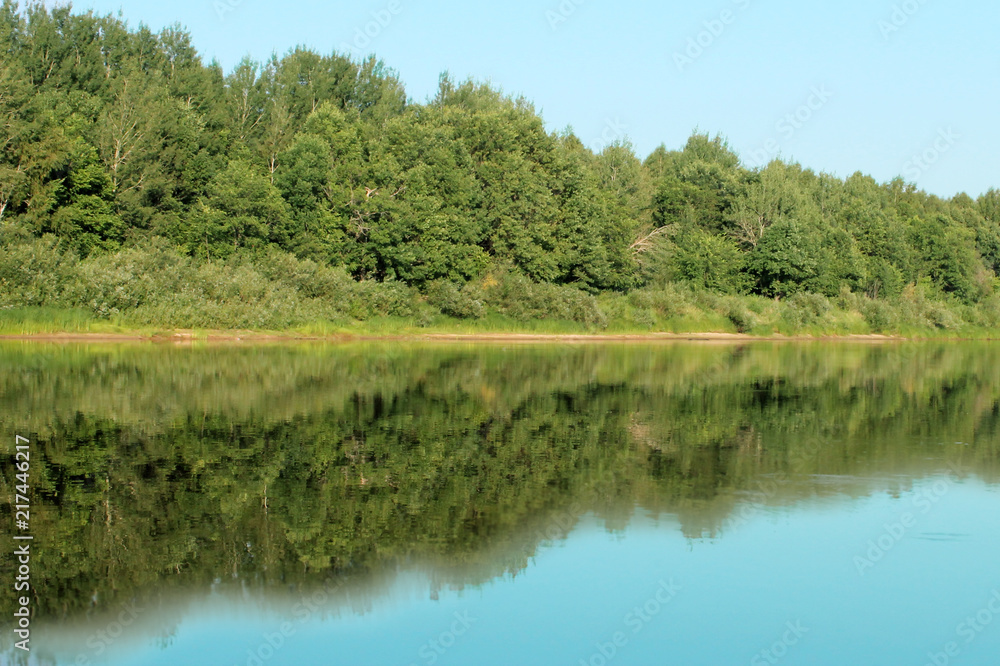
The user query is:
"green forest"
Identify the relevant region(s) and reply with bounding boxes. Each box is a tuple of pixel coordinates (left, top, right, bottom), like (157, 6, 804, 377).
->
(2, 3, 1000, 335)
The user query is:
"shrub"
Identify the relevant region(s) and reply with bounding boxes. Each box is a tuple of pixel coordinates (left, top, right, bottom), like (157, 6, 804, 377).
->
(972, 296, 1000, 329)
(860, 299, 897, 332)
(66, 240, 187, 317)
(896, 282, 963, 331)
(0, 228, 74, 307)
(722, 298, 758, 333)
(782, 292, 832, 329)
(627, 285, 691, 320)
(341, 280, 415, 320)
(836, 285, 862, 312)
(482, 271, 606, 328)
(253, 249, 356, 300)
(423, 280, 486, 319)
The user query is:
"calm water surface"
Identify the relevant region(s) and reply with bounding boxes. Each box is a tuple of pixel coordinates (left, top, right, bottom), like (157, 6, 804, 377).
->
(1, 342, 999, 665)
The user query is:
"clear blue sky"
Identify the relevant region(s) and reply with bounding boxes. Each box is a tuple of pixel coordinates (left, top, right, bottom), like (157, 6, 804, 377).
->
(72, 0, 999, 198)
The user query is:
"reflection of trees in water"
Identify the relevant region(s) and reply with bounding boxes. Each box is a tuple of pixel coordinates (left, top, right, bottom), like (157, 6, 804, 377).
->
(1, 342, 999, 623)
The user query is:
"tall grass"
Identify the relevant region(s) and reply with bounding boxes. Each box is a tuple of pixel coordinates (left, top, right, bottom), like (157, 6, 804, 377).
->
(0, 307, 109, 334)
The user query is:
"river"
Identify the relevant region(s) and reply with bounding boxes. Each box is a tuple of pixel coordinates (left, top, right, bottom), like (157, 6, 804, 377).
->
(1, 341, 998, 665)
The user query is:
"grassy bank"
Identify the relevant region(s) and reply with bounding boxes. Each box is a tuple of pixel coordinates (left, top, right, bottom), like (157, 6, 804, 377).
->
(3, 233, 1000, 339)
(2, 295, 997, 341)
(0, 310, 994, 339)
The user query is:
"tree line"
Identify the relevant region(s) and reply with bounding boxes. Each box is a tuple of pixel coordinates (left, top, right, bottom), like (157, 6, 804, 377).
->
(1, 2, 999, 325)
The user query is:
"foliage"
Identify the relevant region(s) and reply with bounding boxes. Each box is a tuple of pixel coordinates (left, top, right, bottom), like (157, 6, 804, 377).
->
(0, 4, 998, 332)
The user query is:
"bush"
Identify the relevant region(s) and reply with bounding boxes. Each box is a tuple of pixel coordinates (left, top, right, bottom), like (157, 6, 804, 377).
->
(5, 226, 1000, 336)
(836, 285, 862, 312)
(782, 292, 832, 329)
(424, 280, 486, 319)
(127, 261, 310, 329)
(349, 280, 418, 319)
(972, 296, 1000, 329)
(253, 249, 356, 300)
(896, 282, 963, 331)
(0, 228, 74, 307)
(722, 298, 758, 333)
(482, 270, 607, 328)
(627, 285, 691, 320)
(860, 299, 898, 332)
(66, 239, 187, 317)
(0, 237, 423, 328)
(921, 300, 962, 330)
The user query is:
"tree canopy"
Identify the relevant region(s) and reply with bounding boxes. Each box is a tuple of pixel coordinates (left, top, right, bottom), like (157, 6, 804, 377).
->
(0, 1, 997, 308)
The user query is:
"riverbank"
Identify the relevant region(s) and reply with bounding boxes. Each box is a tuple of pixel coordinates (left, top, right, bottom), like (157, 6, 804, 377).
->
(0, 329, 924, 343)
(2, 283, 999, 342)
(0, 306, 988, 342)
(5, 237, 1000, 342)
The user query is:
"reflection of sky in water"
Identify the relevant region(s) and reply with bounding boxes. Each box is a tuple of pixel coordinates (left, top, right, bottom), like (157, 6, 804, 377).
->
(23, 478, 1000, 666)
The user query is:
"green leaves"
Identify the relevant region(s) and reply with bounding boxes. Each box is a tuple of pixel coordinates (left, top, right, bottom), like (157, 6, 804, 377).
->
(1, 2, 997, 320)
(189, 159, 291, 258)
(749, 219, 821, 297)
(668, 225, 749, 294)
(909, 214, 980, 302)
